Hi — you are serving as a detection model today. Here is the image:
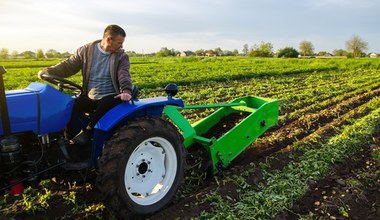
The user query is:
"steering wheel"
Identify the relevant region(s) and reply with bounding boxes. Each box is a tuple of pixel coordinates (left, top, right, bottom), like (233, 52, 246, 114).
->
(40, 73, 83, 95)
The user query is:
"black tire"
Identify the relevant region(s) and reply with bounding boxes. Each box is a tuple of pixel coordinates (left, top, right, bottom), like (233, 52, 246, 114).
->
(96, 116, 185, 217)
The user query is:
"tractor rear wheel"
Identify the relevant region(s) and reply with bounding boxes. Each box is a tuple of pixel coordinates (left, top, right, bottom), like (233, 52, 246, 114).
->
(96, 117, 185, 217)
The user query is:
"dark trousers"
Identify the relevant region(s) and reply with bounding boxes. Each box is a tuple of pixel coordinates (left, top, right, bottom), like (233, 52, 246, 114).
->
(73, 94, 122, 129)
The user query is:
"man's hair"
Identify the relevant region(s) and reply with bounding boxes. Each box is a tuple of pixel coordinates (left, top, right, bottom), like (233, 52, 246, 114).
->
(103, 24, 126, 39)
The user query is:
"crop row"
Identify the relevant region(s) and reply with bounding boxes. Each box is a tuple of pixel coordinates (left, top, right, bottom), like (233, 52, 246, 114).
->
(149, 59, 380, 218)
(1, 57, 380, 219)
(151, 68, 380, 124)
(249, 91, 380, 156)
(198, 104, 380, 219)
(157, 84, 380, 219)
(2, 57, 380, 90)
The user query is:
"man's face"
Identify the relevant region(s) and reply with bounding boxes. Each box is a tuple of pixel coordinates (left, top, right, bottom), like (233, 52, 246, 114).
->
(107, 35, 125, 52)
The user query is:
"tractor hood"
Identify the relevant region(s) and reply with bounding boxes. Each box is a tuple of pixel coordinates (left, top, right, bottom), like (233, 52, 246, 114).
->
(0, 82, 74, 135)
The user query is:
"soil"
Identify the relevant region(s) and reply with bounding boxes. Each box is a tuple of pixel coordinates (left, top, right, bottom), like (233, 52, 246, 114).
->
(147, 107, 380, 220)
(147, 141, 380, 220)
(275, 142, 380, 220)
(1, 90, 380, 219)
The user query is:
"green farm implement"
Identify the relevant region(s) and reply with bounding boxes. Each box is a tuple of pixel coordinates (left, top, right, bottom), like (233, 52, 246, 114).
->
(164, 96, 279, 173)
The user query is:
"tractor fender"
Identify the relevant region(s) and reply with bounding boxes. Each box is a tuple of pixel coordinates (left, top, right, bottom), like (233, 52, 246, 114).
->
(94, 96, 184, 132)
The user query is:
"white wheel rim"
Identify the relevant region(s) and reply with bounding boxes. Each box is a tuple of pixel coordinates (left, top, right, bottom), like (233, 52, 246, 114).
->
(125, 136, 177, 206)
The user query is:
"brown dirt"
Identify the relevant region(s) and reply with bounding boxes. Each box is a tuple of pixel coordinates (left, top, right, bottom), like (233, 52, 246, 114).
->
(275, 142, 380, 220)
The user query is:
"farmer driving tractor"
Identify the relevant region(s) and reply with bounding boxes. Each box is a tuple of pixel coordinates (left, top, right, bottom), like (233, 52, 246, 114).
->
(38, 24, 132, 145)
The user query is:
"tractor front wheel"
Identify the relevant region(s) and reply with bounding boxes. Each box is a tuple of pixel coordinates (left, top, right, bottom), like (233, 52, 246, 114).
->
(96, 117, 185, 217)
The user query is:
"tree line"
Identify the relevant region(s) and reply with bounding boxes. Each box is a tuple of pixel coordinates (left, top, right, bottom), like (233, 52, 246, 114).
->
(0, 35, 375, 59)
(0, 49, 72, 59)
(242, 35, 371, 58)
(128, 35, 372, 58)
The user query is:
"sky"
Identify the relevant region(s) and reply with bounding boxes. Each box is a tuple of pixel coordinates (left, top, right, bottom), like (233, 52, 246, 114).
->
(0, 0, 379, 54)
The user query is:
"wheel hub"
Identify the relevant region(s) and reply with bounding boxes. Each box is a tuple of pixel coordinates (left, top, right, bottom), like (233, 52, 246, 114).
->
(135, 157, 153, 181)
(138, 160, 148, 174)
(124, 137, 177, 205)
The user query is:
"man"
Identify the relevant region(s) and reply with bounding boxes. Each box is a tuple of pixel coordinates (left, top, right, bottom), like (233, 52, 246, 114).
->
(38, 24, 132, 145)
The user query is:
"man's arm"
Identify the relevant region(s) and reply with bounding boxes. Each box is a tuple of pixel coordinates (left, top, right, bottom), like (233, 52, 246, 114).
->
(47, 48, 83, 77)
(38, 47, 84, 79)
(117, 54, 133, 95)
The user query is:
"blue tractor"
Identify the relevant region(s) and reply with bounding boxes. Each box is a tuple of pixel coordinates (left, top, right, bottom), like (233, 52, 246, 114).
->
(0, 66, 186, 216)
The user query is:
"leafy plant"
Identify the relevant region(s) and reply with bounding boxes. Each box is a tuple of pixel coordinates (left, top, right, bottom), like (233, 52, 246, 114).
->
(338, 205, 350, 217)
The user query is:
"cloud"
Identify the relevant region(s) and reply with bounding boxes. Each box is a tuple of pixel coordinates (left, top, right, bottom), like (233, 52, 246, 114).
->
(0, 0, 379, 53)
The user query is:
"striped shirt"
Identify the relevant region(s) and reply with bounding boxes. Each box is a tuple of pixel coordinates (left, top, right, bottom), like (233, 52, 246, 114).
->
(88, 43, 117, 100)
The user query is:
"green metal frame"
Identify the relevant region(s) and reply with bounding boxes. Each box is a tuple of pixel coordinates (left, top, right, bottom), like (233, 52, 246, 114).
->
(164, 96, 279, 173)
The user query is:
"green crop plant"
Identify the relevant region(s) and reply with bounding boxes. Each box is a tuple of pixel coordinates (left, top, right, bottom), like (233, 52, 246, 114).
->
(22, 186, 52, 214)
(338, 205, 350, 217)
(2, 57, 380, 218)
(199, 107, 380, 219)
(84, 203, 108, 219)
(371, 145, 380, 162)
(62, 191, 77, 205)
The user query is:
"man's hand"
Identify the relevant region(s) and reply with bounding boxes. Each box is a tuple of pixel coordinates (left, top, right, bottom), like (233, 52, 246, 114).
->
(115, 92, 132, 101)
(37, 69, 49, 80)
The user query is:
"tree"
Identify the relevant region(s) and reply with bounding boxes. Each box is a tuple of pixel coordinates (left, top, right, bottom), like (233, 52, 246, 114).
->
(45, 49, 61, 58)
(20, 51, 35, 59)
(221, 49, 238, 56)
(242, 44, 249, 56)
(249, 42, 273, 57)
(345, 35, 368, 58)
(156, 47, 175, 57)
(61, 51, 72, 58)
(126, 51, 137, 57)
(317, 51, 329, 56)
(172, 49, 179, 56)
(11, 50, 19, 58)
(36, 49, 45, 59)
(214, 47, 223, 56)
(205, 49, 216, 56)
(277, 47, 299, 58)
(333, 49, 348, 56)
(299, 40, 314, 56)
(195, 49, 205, 56)
(232, 49, 239, 56)
(0, 48, 9, 59)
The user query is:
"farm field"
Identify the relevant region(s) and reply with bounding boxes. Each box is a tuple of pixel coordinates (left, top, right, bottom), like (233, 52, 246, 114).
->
(0, 57, 380, 219)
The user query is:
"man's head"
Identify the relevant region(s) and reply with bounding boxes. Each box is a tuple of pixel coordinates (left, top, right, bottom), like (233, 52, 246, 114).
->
(101, 24, 126, 53)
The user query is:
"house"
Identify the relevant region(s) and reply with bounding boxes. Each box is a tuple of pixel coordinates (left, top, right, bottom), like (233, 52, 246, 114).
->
(370, 53, 378, 58)
(205, 51, 217, 57)
(178, 51, 195, 57)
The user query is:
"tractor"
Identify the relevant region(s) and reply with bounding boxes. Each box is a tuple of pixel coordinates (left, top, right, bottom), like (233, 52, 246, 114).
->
(0, 65, 278, 217)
